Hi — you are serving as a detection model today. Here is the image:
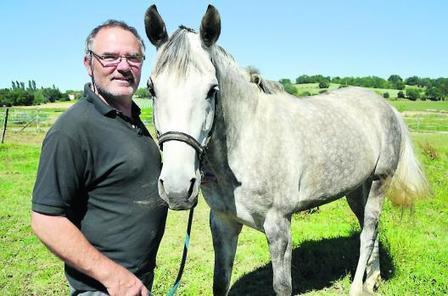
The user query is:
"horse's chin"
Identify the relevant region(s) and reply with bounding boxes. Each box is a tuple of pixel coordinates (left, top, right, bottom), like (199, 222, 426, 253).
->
(158, 188, 199, 211)
(167, 201, 196, 211)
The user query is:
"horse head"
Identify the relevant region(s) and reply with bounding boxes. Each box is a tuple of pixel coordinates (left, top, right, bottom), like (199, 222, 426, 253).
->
(144, 5, 221, 210)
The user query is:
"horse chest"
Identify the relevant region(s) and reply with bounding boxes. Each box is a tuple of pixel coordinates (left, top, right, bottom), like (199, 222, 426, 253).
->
(201, 179, 271, 230)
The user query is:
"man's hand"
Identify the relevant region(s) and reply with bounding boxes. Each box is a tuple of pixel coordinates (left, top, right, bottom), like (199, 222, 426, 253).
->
(103, 264, 148, 296)
(31, 212, 149, 296)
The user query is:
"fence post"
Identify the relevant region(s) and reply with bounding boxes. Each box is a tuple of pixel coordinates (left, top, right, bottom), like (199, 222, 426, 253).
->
(1, 107, 9, 144)
(36, 109, 40, 132)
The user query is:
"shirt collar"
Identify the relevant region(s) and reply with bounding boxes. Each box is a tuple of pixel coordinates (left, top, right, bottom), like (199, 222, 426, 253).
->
(84, 83, 141, 117)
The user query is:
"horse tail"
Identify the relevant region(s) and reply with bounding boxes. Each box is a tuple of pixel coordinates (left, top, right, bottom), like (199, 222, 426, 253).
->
(387, 109, 431, 207)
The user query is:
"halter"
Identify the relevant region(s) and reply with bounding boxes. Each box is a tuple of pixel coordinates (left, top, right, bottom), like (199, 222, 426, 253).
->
(153, 89, 218, 166)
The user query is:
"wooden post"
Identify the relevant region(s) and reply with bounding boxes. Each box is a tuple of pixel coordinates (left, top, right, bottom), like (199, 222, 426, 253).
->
(1, 107, 9, 144)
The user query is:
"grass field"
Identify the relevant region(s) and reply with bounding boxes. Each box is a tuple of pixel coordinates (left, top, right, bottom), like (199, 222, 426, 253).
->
(1, 96, 447, 295)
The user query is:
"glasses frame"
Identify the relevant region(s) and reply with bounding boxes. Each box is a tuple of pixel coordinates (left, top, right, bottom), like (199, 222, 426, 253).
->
(89, 50, 145, 68)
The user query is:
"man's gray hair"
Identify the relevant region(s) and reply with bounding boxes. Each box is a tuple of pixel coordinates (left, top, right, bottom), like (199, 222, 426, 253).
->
(85, 19, 146, 55)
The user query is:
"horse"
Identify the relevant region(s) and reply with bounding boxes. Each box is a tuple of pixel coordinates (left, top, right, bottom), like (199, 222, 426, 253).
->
(143, 5, 430, 296)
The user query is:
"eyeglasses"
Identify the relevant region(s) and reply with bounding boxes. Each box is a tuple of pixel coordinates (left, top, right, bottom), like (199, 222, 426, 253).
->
(89, 50, 145, 67)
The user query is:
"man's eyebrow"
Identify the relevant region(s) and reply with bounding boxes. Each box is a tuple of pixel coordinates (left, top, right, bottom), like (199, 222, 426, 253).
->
(100, 51, 142, 56)
(99, 51, 119, 56)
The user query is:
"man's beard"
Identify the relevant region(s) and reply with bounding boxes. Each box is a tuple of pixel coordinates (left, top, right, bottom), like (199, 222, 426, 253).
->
(95, 79, 136, 102)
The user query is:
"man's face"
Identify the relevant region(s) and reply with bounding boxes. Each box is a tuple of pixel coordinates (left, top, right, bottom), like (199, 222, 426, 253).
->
(84, 27, 143, 100)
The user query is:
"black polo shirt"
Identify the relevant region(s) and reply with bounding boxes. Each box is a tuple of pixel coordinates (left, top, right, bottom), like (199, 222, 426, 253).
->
(32, 83, 167, 291)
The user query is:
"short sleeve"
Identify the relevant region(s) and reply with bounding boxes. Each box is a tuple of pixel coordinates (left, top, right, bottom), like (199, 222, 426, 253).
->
(32, 130, 86, 216)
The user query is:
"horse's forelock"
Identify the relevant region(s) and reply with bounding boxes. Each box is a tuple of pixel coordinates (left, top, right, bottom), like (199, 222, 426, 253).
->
(154, 27, 202, 77)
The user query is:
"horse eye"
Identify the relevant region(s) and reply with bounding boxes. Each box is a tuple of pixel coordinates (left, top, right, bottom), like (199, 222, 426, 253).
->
(206, 85, 219, 100)
(147, 79, 156, 97)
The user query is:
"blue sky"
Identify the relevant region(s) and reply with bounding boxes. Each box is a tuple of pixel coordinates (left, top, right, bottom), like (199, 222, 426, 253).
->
(1, 1, 447, 91)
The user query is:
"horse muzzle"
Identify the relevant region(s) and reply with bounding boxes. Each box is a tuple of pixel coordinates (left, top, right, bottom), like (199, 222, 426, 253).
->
(158, 172, 200, 210)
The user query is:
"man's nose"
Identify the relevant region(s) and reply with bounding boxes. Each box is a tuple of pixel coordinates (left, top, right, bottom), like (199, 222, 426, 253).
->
(116, 57, 132, 71)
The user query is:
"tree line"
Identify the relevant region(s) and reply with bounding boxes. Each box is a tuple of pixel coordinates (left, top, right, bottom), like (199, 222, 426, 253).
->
(0, 81, 82, 107)
(280, 74, 448, 101)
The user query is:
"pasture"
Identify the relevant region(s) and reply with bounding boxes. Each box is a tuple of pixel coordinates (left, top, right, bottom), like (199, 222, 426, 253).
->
(0, 96, 447, 295)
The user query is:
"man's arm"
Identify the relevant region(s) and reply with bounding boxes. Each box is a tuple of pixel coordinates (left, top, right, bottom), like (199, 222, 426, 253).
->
(31, 211, 148, 296)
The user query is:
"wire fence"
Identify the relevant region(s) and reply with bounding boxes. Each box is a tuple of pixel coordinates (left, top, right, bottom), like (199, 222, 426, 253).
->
(1, 99, 154, 145)
(1, 102, 447, 145)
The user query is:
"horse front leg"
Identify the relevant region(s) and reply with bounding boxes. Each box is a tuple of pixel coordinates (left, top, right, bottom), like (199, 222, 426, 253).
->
(210, 210, 242, 296)
(264, 210, 293, 296)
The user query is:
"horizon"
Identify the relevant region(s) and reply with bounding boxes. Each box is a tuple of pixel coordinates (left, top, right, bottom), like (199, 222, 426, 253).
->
(1, 1, 447, 91)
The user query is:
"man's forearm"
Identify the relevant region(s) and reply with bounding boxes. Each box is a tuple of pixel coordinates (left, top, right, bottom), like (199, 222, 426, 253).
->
(31, 211, 147, 295)
(31, 212, 121, 285)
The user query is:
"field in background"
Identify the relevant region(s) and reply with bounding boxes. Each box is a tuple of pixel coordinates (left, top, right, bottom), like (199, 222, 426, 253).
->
(1, 93, 447, 295)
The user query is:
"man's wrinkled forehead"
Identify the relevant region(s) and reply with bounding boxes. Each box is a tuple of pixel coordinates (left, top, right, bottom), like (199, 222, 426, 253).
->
(90, 26, 143, 54)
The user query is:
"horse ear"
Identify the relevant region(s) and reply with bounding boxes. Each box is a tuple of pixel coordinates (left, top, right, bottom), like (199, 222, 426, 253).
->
(144, 5, 168, 48)
(200, 5, 221, 47)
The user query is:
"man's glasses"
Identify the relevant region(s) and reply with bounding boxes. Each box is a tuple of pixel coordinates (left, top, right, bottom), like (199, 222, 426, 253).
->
(89, 50, 145, 68)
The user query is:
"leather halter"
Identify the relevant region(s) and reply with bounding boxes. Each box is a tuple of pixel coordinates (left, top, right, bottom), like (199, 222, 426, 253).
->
(153, 90, 218, 163)
(158, 131, 204, 157)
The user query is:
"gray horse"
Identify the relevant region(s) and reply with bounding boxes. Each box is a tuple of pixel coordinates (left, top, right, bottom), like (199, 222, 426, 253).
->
(144, 5, 429, 296)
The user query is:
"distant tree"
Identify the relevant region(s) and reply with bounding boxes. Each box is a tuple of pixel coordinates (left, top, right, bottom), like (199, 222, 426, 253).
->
(405, 76, 420, 86)
(135, 88, 150, 99)
(279, 78, 292, 85)
(395, 81, 406, 90)
(32, 80, 37, 90)
(388, 74, 403, 84)
(388, 74, 405, 89)
(406, 88, 420, 101)
(42, 87, 63, 102)
(432, 78, 448, 100)
(295, 75, 310, 84)
(418, 78, 433, 88)
(425, 87, 443, 101)
(11, 81, 16, 90)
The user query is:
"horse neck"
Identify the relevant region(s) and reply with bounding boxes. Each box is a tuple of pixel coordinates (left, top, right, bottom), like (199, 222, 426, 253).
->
(211, 47, 259, 136)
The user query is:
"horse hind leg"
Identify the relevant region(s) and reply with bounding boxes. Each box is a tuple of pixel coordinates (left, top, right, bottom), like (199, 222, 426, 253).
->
(264, 210, 293, 296)
(347, 179, 385, 296)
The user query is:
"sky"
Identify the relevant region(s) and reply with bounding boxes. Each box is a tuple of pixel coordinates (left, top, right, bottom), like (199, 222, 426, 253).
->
(1, 0, 447, 91)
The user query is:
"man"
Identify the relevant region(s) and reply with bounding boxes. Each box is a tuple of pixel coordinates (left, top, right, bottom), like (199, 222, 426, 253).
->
(31, 20, 167, 296)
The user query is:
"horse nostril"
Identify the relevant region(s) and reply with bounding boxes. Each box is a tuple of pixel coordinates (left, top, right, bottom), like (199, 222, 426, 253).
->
(188, 178, 196, 199)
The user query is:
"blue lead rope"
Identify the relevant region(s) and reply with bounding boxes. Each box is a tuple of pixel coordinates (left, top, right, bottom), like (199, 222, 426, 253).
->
(166, 206, 195, 296)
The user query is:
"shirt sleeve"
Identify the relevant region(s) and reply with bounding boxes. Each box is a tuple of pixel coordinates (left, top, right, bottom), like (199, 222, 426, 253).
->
(32, 129, 86, 216)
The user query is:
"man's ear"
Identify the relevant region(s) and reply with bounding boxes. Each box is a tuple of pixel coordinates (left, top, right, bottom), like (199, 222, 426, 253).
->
(84, 55, 93, 77)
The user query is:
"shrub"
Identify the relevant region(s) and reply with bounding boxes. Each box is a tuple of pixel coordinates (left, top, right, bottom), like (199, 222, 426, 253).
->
(397, 91, 405, 99)
(406, 88, 420, 101)
(283, 83, 296, 95)
(383, 92, 390, 99)
(319, 81, 330, 89)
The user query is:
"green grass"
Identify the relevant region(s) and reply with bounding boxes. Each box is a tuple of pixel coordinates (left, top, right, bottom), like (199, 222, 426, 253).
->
(388, 99, 448, 113)
(1, 100, 447, 295)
